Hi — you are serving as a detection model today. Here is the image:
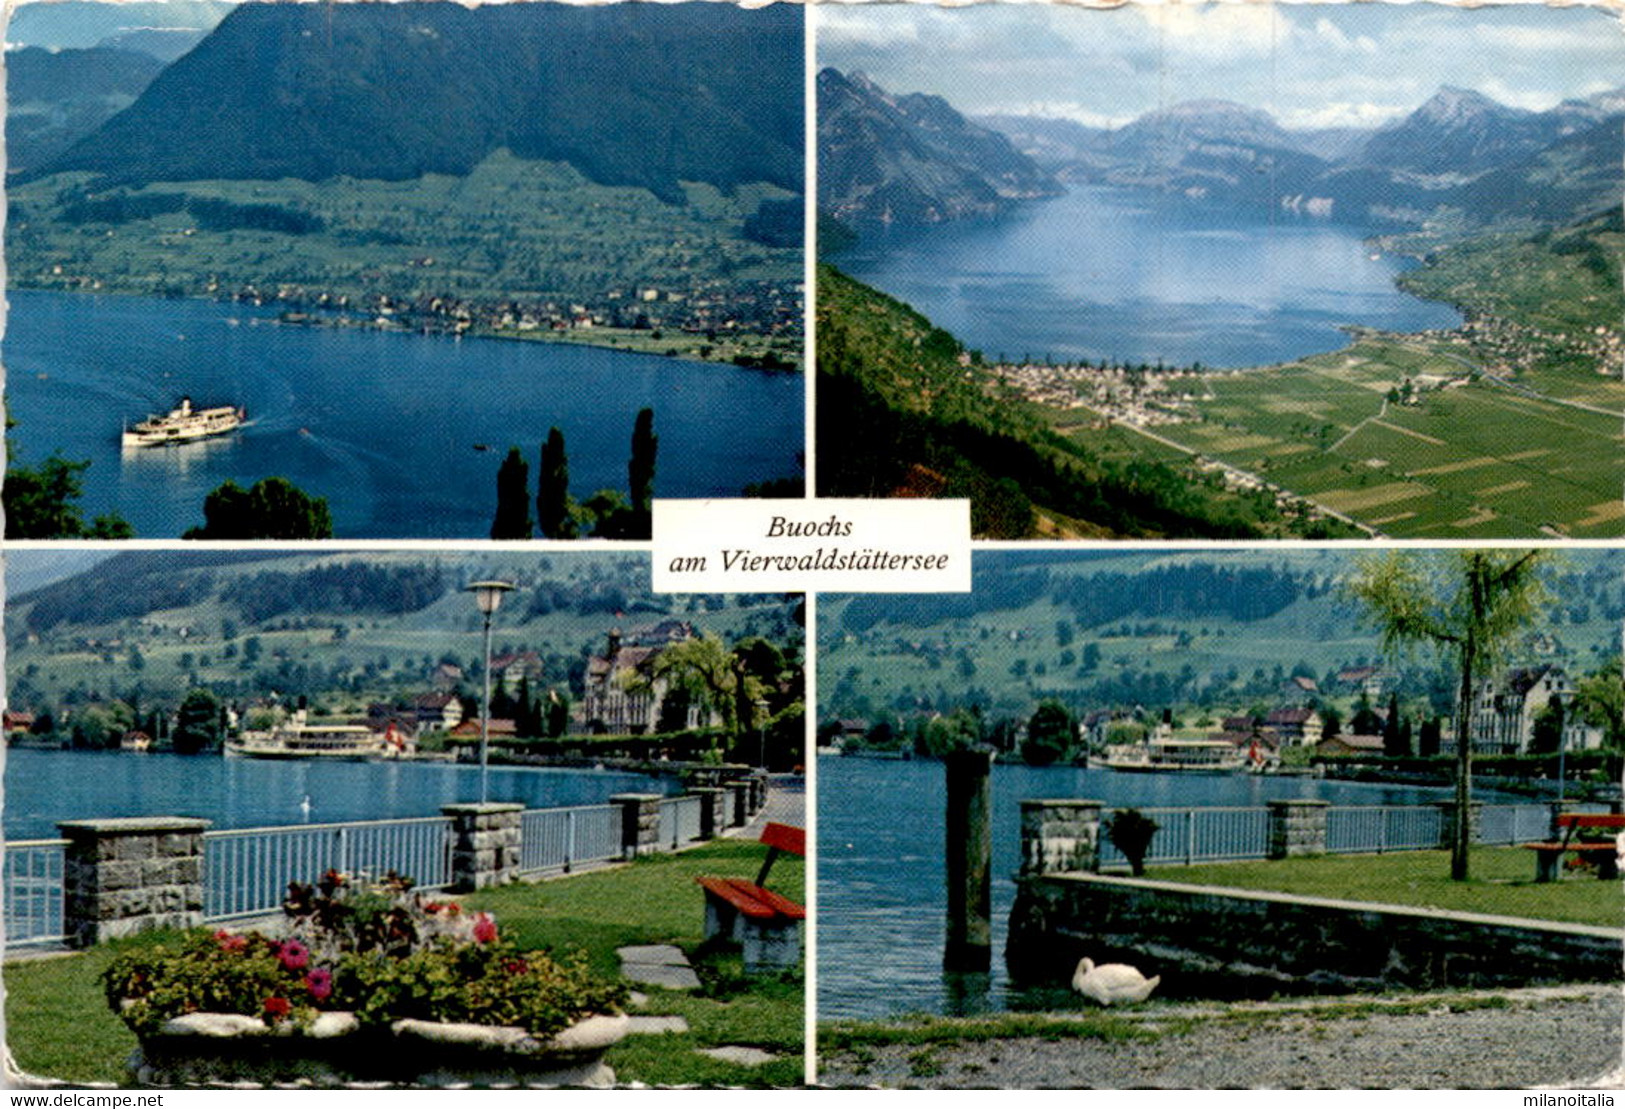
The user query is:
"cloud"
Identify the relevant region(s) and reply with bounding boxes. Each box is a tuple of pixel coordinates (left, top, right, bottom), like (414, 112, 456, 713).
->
(816, 7, 922, 50)
(1003, 100, 1133, 130)
(1278, 101, 1410, 131)
(1132, 4, 1280, 58)
(1311, 17, 1378, 57)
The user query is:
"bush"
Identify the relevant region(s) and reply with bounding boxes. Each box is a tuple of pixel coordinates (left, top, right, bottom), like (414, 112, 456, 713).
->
(1105, 809, 1161, 877)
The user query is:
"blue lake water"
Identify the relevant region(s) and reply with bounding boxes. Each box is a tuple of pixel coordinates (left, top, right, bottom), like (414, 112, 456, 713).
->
(831, 187, 1461, 369)
(3, 290, 804, 538)
(2, 748, 676, 841)
(817, 755, 1492, 1021)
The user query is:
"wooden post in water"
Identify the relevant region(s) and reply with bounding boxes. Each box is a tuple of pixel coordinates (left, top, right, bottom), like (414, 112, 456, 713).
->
(944, 748, 994, 972)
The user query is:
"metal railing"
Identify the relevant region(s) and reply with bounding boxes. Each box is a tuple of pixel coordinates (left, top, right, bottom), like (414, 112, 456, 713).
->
(1326, 805, 1444, 854)
(659, 795, 705, 850)
(4, 839, 68, 946)
(519, 804, 621, 876)
(1100, 806, 1269, 867)
(204, 816, 454, 920)
(1097, 802, 1575, 868)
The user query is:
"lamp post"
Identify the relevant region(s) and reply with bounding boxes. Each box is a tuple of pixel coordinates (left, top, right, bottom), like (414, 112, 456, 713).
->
(467, 580, 514, 805)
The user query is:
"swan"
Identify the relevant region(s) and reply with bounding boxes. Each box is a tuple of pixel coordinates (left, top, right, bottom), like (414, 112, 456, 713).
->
(1072, 957, 1160, 1005)
(299, 795, 312, 820)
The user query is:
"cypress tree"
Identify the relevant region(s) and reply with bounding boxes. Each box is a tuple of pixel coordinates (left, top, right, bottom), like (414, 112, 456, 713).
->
(538, 428, 575, 538)
(490, 446, 533, 539)
(628, 407, 657, 537)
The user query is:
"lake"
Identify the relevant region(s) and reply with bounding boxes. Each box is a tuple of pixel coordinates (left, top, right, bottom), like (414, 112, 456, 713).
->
(817, 755, 1504, 1021)
(3, 290, 803, 538)
(830, 187, 1461, 369)
(2, 748, 678, 841)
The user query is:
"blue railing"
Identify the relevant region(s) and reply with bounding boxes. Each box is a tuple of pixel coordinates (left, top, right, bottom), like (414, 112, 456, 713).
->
(4, 839, 68, 946)
(1325, 805, 1444, 854)
(205, 816, 455, 920)
(659, 795, 705, 850)
(1100, 806, 1269, 867)
(519, 804, 621, 875)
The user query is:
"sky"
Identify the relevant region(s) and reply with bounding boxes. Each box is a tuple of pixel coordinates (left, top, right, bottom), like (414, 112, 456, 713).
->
(817, 2, 1625, 131)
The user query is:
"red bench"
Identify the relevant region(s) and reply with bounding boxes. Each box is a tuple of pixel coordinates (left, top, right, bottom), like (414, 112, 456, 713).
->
(1521, 813, 1625, 882)
(697, 822, 805, 970)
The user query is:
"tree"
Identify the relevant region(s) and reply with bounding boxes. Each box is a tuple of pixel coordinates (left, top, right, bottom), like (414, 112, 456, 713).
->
(491, 447, 534, 539)
(628, 407, 657, 538)
(1530, 694, 1565, 756)
(1022, 700, 1076, 766)
(173, 687, 224, 754)
(185, 477, 332, 539)
(1350, 550, 1548, 880)
(1382, 693, 1408, 757)
(537, 428, 575, 539)
(4, 452, 133, 538)
(584, 489, 635, 539)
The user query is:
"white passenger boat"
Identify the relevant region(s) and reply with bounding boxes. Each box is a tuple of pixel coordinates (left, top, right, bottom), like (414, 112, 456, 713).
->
(122, 397, 245, 447)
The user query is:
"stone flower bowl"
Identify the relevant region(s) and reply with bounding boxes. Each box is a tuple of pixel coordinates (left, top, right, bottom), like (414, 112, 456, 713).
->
(130, 1010, 631, 1089)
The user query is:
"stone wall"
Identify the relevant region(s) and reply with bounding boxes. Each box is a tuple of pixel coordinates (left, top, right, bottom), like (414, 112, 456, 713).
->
(59, 817, 210, 946)
(1008, 872, 1624, 997)
(442, 804, 523, 891)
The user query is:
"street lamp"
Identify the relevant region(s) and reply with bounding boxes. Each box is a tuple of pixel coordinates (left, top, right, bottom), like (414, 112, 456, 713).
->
(467, 580, 514, 805)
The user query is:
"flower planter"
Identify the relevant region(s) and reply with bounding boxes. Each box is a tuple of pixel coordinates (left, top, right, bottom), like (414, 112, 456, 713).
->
(130, 1011, 630, 1089)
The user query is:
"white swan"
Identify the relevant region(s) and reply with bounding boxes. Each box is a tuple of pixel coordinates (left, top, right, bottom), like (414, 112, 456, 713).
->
(1072, 957, 1160, 1005)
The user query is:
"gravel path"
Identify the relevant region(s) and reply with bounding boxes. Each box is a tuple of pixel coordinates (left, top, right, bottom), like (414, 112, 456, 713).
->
(818, 986, 1625, 1089)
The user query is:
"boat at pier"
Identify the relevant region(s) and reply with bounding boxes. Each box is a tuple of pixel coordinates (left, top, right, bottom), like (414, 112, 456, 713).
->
(122, 397, 245, 447)
(226, 719, 410, 761)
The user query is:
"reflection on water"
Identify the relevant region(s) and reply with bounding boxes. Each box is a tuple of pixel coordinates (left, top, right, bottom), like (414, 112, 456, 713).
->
(3, 749, 678, 840)
(817, 755, 1475, 1020)
(830, 186, 1461, 369)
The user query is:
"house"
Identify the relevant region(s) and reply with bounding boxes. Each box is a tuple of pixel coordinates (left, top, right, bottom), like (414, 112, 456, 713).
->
(1461, 665, 1596, 755)
(414, 692, 465, 732)
(119, 730, 152, 752)
(450, 717, 517, 741)
(1334, 666, 1391, 699)
(431, 662, 465, 691)
(1265, 707, 1324, 747)
(1316, 733, 1385, 757)
(490, 651, 545, 696)
(4, 711, 36, 737)
(579, 627, 714, 735)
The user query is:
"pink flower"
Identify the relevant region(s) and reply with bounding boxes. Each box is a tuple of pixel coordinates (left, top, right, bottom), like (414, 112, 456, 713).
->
(305, 967, 333, 1003)
(276, 940, 310, 971)
(472, 913, 498, 944)
(263, 996, 292, 1021)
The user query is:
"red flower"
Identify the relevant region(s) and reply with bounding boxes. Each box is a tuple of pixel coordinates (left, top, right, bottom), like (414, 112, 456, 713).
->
(305, 967, 333, 1003)
(504, 960, 527, 976)
(424, 902, 443, 914)
(472, 913, 498, 944)
(214, 930, 247, 954)
(276, 940, 310, 971)
(263, 996, 292, 1021)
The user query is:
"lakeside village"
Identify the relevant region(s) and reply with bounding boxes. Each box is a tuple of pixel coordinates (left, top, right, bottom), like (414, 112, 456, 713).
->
(822, 659, 1619, 798)
(238, 276, 801, 368)
(5, 620, 805, 773)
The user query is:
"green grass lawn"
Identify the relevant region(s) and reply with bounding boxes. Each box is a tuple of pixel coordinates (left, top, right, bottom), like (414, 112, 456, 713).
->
(1147, 847, 1623, 929)
(5, 839, 805, 1088)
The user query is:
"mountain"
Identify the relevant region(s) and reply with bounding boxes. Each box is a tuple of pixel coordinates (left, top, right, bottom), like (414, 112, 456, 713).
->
(5, 45, 167, 175)
(817, 68, 1060, 228)
(40, 2, 803, 205)
(4, 0, 235, 54)
(1093, 99, 1331, 201)
(1358, 86, 1564, 180)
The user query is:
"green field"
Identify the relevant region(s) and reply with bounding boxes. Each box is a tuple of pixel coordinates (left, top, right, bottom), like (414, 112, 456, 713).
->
(6, 152, 802, 361)
(1154, 337, 1625, 538)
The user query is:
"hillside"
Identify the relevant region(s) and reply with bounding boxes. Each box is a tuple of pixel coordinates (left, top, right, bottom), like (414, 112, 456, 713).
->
(817, 550, 1625, 725)
(5, 46, 166, 175)
(815, 265, 1347, 540)
(5, 551, 803, 713)
(41, 2, 803, 205)
(817, 67, 1060, 229)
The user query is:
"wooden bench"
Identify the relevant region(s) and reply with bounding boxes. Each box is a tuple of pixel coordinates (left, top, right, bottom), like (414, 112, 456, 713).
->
(1521, 813, 1625, 882)
(696, 822, 805, 970)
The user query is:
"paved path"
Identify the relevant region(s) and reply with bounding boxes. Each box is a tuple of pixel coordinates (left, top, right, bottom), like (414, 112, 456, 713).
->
(818, 985, 1624, 1089)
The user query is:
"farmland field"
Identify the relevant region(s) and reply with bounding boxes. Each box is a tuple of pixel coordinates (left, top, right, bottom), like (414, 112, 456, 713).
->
(1151, 336, 1625, 538)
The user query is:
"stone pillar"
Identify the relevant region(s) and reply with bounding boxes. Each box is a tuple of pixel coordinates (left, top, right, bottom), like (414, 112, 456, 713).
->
(691, 788, 728, 840)
(1267, 799, 1329, 859)
(749, 773, 768, 814)
(943, 749, 994, 972)
(1434, 800, 1483, 851)
(724, 781, 749, 828)
(1019, 799, 1103, 877)
(58, 817, 210, 948)
(612, 793, 662, 859)
(442, 803, 523, 892)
